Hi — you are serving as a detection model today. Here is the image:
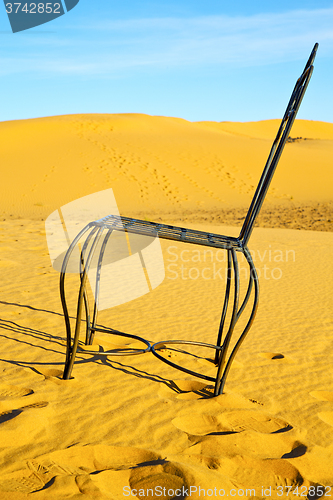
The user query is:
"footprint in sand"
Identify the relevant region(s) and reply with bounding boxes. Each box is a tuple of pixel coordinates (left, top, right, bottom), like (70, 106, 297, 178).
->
(208, 455, 313, 490)
(173, 409, 291, 435)
(28, 445, 160, 475)
(173, 412, 231, 436)
(0, 401, 48, 424)
(0, 383, 33, 401)
(259, 352, 285, 360)
(0, 461, 53, 493)
(184, 432, 307, 462)
(180, 439, 316, 492)
(129, 462, 187, 500)
(86, 460, 189, 499)
(0, 445, 186, 497)
(223, 410, 292, 433)
(158, 379, 212, 400)
(232, 456, 317, 490)
(0, 475, 46, 493)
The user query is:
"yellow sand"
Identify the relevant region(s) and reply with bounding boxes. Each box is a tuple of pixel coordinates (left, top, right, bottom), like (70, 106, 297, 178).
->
(0, 114, 333, 498)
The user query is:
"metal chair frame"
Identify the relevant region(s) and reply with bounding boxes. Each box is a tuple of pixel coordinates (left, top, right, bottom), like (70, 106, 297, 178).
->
(60, 44, 317, 395)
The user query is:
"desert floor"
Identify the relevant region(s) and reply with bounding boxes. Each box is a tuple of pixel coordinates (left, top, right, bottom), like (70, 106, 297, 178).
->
(0, 114, 332, 499)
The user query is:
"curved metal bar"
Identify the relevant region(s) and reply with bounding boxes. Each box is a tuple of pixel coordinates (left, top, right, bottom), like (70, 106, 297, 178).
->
(214, 249, 232, 364)
(152, 340, 224, 383)
(59, 223, 95, 373)
(88, 228, 114, 346)
(215, 247, 259, 395)
(63, 226, 104, 380)
(72, 225, 102, 346)
(83, 289, 91, 345)
(236, 270, 253, 320)
(79, 225, 100, 274)
(78, 226, 101, 345)
(214, 249, 240, 395)
(87, 302, 97, 346)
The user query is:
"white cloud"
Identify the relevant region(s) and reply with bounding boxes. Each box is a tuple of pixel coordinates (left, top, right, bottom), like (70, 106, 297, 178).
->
(1, 8, 333, 76)
(89, 8, 333, 66)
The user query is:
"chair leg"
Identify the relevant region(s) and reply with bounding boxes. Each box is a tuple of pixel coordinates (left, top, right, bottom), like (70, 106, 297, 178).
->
(60, 223, 94, 379)
(80, 226, 98, 346)
(214, 247, 259, 396)
(215, 249, 232, 365)
(214, 249, 240, 395)
(60, 270, 72, 375)
(63, 268, 89, 379)
(84, 289, 91, 345)
(63, 226, 104, 380)
(88, 229, 113, 346)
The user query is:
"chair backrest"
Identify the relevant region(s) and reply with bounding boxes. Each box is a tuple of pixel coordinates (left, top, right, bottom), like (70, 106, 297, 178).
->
(239, 43, 318, 247)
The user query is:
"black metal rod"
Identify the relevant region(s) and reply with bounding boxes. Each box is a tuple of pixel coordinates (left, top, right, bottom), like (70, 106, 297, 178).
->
(63, 226, 104, 379)
(236, 271, 253, 321)
(239, 44, 317, 246)
(60, 223, 95, 375)
(83, 289, 91, 345)
(79, 226, 101, 345)
(214, 250, 232, 364)
(214, 249, 240, 395)
(77, 227, 100, 345)
(151, 340, 224, 382)
(216, 247, 259, 395)
(88, 228, 114, 346)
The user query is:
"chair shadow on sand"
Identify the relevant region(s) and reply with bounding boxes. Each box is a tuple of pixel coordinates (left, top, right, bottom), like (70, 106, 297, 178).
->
(0, 300, 193, 390)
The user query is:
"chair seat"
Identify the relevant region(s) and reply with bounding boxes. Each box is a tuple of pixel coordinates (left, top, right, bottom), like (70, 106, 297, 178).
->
(94, 214, 243, 251)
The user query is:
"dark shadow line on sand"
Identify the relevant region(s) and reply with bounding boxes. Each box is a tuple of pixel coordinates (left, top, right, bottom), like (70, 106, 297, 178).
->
(72, 354, 173, 385)
(69, 353, 211, 394)
(0, 300, 64, 318)
(0, 321, 65, 355)
(0, 358, 65, 370)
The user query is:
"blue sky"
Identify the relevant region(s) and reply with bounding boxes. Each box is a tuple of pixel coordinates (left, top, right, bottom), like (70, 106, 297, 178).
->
(1, 0, 333, 123)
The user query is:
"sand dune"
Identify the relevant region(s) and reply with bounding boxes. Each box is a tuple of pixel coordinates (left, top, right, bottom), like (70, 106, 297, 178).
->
(0, 114, 332, 498)
(1, 114, 333, 228)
